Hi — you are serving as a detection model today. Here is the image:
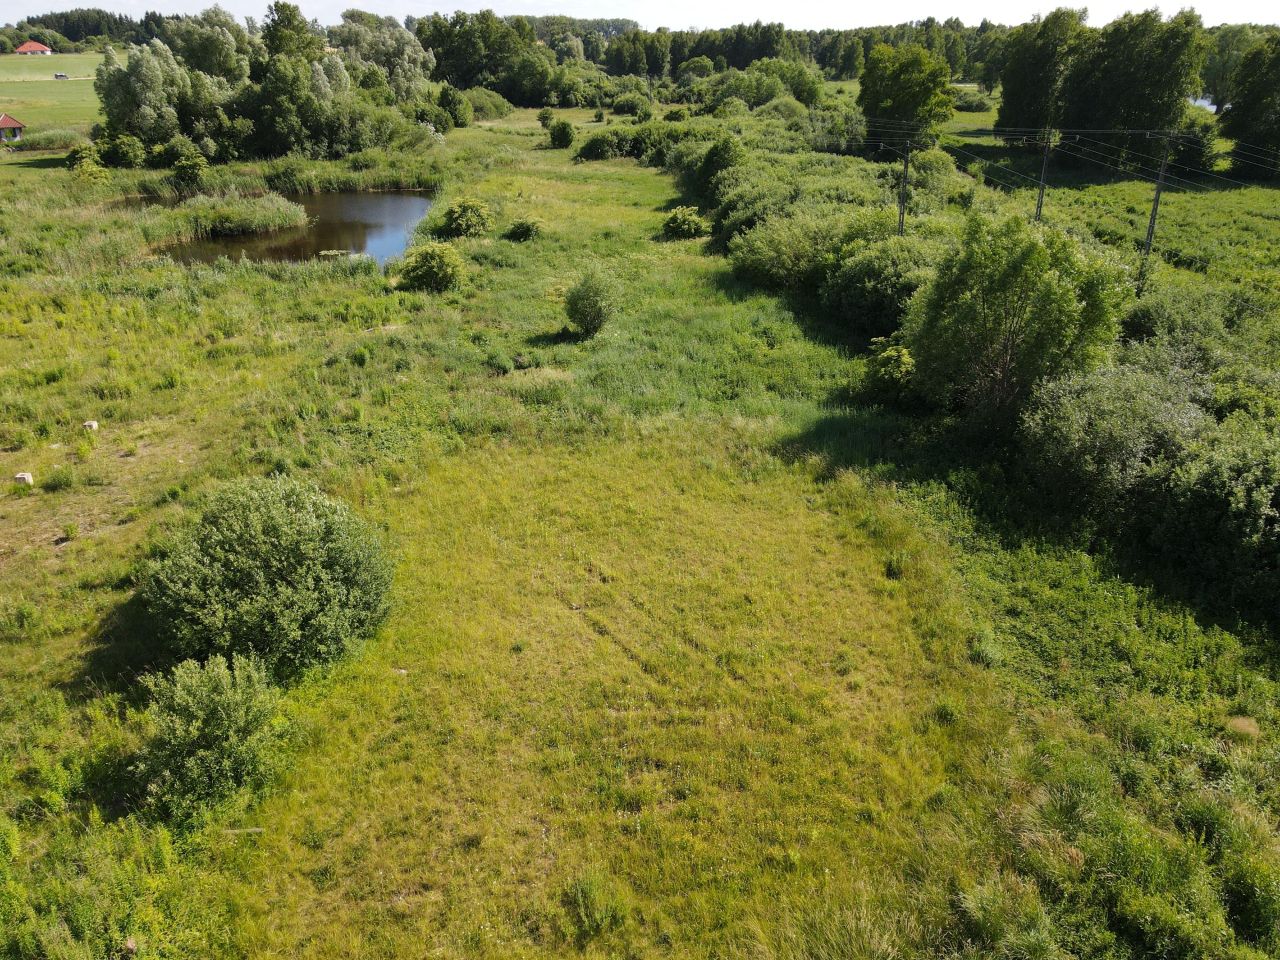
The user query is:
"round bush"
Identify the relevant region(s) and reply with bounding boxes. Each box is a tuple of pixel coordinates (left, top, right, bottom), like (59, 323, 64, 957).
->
(134, 654, 284, 825)
(139, 475, 392, 678)
(434, 196, 493, 238)
(505, 217, 543, 242)
(565, 268, 621, 337)
(65, 142, 101, 170)
(548, 118, 575, 149)
(821, 235, 940, 337)
(662, 206, 709, 240)
(537, 107, 555, 128)
(611, 92, 650, 116)
(100, 134, 146, 169)
(398, 240, 467, 292)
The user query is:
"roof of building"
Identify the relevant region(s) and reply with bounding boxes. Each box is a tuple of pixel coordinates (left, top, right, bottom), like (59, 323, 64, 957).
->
(15, 40, 53, 53)
(0, 114, 25, 129)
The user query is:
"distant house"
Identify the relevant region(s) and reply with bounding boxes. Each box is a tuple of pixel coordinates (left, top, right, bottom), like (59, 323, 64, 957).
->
(0, 114, 24, 143)
(15, 41, 53, 55)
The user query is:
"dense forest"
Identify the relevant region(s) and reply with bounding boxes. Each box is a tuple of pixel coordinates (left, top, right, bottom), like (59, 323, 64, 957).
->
(3, 3, 1280, 958)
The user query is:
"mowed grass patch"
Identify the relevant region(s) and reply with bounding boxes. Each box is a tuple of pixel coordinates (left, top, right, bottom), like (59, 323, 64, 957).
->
(0, 52, 101, 81)
(0, 78, 100, 133)
(204, 432, 1003, 958)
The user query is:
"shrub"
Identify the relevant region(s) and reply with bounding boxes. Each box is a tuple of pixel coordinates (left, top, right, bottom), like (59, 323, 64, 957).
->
(696, 135, 746, 194)
(905, 214, 1128, 417)
(39, 466, 76, 492)
(728, 206, 851, 289)
(712, 96, 750, 119)
(548, 118, 575, 149)
(65, 142, 101, 170)
(664, 107, 690, 122)
(398, 240, 467, 292)
(437, 84, 473, 128)
(434, 196, 493, 238)
(138, 475, 392, 678)
(172, 152, 209, 192)
(133, 655, 285, 825)
(463, 87, 513, 120)
(865, 334, 916, 399)
(821, 235, 941, 337)
(412, 101, 453, 134)
(952, 88, 993, 112)
(1021, 364, 1209, 515)
(565, 268, 620, 337)
(755, 95, 808, 124)
(611, 92, 649, 117)
(99, 133, 146, 168)
(504, 217, 543, 242)
(537, 107, 555, 128)
(662, 206, 709, 239)
(593, 108, 605, 122)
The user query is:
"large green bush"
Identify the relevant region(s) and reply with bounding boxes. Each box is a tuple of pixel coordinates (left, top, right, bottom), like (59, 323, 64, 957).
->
(905, 214, 1128, 417)
(434, 196, 493, 238)
(437, 84, 474, 128)
(611, 91, 649, 116)
(139, 475, 392, 678)
(548, 118, 575, 149)
(662, 206, 710, 240)
(822, 235, 941, 337)
(728, 206, 851, 289)
(1021, 364, 1210, 514)
(398, 240, 467, 292)
(463, 86, 514, 120)
(133, 655, 285, 825)
(565, 268, 620, 337)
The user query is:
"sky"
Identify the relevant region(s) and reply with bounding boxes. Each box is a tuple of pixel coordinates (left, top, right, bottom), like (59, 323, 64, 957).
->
(7, 0, 1277, 31)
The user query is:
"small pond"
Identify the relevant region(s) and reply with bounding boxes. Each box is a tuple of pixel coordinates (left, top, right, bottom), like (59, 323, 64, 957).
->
(168, 191, 432, 266)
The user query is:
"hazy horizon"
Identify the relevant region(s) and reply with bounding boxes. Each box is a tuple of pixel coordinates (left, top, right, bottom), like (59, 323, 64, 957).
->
(5, 0, 1278, 32)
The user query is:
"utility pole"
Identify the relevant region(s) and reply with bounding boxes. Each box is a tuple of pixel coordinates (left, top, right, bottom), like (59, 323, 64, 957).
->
(1138, 135, 1171, 295)
(898, 140, 911, 236)
(1143, 136, 1170, 258)
(1034, 129, 1052, 222)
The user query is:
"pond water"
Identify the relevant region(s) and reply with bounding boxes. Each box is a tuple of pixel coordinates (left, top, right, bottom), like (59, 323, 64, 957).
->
(168, 191, 432, 266)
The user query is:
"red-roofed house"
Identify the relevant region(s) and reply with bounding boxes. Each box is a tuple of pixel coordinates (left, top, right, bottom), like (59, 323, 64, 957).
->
(0, 115, 24, 143)
(15, 40, 53, 55)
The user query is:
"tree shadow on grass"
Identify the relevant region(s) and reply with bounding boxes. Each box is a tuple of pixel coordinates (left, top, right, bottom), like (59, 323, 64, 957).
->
(777, 396, 1280, 655)
(8, 153, 66, 170)
(60, 592, 175, 709)
(525, 325, 585, 348)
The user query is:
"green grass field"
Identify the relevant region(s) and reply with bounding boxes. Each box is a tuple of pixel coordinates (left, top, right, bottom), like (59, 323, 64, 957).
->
(0, 51, 101, 80)
(0, 52, 101, 134)
(4, 105, 1280, 958)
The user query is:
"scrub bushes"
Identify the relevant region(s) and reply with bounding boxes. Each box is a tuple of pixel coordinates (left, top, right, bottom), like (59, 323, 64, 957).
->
(139, 475, 392, 679)
(565, 268, 620, 337)
(433, 196, 493, 238)
(398, 240, 467, 292)
(134, 655, 285, 824)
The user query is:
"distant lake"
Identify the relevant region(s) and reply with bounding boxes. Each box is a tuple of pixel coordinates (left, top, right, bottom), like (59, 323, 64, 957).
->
(168, 191, 432, 266)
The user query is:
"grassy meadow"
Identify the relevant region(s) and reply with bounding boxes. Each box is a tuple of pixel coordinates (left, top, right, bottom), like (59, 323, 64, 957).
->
(0, 53, 101, 135)
(4, 92, 1280, 959)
